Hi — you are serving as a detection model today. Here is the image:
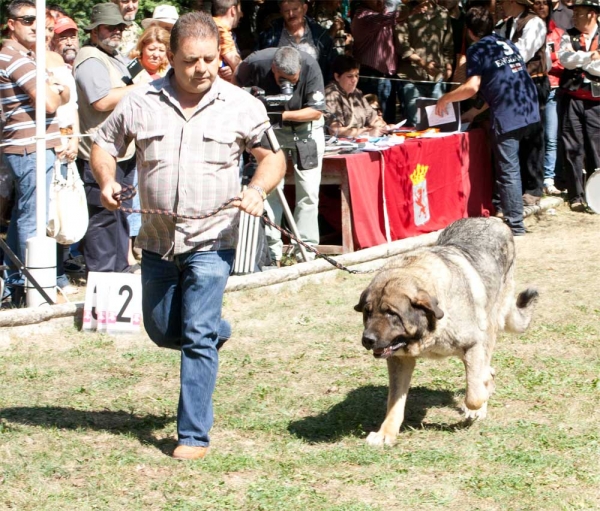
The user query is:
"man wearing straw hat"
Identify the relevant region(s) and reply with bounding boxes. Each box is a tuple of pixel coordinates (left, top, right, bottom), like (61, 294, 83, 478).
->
(141, 4, 179, 32)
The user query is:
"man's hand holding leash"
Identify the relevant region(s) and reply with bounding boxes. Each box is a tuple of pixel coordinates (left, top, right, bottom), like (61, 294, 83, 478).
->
(235, 185, 267, 217)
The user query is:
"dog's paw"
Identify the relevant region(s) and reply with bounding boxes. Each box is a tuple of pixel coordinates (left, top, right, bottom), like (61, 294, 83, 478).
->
(462, 401, 488, 422)
(366, 431, 397, 447)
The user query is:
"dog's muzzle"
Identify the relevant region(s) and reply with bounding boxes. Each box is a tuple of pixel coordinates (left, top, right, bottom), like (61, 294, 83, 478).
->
(362, 333, 407, 359)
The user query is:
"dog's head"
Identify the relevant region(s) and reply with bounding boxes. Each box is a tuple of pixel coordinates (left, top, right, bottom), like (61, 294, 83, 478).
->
(354, 276, 444, 359)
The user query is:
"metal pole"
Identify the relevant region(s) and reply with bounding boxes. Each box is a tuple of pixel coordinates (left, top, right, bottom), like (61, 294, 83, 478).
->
(275, 187, 308, 262)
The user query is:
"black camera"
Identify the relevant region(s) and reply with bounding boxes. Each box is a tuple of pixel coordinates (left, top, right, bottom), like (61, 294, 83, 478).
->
(243, 80, 294, 110)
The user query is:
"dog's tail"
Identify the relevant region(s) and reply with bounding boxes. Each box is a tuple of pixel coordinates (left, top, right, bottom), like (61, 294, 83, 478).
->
(505, 288, 539, 333)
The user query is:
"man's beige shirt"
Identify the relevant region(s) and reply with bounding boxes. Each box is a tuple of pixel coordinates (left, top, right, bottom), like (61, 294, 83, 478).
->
(94, 71, 270, 258)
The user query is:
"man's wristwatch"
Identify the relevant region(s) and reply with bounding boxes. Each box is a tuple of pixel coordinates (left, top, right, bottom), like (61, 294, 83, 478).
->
(248, 184, 267, 200)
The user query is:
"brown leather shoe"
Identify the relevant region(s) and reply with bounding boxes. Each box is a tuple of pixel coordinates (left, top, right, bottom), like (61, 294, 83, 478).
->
(522, 193, 541, 206)
(172, 445, 209, 460)
(570, 199, 586, 212)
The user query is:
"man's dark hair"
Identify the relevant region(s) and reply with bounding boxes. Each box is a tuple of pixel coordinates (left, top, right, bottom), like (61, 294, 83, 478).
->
(465, 6, 494, 39)
(7, 0, 36, 19)
(212, 0, 239, 17)
(332, 55, 360, 76)
(170, 11, 219, 54)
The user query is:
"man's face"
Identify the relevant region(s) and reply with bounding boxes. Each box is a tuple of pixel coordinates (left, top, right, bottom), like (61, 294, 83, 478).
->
(572, 6, 598, 32)
(271, 64, 300, 87)
(52, 29, 79, 64)
(115, 0, 139, 21)
(280, 1, 307, 30)
(168, 36, 220, 98)
(94, 23, 126, 52)
(7, 6, 37, 49)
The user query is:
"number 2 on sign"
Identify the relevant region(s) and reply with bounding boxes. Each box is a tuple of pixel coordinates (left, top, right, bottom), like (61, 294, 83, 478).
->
(116, 285, 133, 323)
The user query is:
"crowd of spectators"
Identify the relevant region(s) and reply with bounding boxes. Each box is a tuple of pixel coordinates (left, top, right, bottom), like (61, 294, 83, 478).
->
(1, 0, 599, 302)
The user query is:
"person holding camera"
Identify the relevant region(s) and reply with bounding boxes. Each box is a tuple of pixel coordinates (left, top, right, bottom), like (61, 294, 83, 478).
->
(235, 46, 326, 264)
(557, 0, 600, 212)
(73, 3, 142, 274)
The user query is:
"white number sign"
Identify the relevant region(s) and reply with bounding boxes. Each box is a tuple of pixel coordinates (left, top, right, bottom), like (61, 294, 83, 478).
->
(83, 272, 142, 333)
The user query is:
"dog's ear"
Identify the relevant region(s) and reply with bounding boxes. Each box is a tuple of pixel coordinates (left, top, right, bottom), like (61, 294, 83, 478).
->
(411, 290, 444, 320)
(354, 288, 370, 312)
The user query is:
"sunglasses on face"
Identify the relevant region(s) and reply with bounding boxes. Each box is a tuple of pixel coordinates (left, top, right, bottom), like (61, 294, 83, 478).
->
(12, 15, 36, 26)
(103, 23, 127, 31)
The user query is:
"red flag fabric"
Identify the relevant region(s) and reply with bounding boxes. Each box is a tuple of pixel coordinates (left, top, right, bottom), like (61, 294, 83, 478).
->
(344, 130, 493, 248)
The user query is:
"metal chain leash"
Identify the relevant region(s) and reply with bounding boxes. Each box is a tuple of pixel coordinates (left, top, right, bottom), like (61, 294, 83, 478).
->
(114, 185, 373, 275)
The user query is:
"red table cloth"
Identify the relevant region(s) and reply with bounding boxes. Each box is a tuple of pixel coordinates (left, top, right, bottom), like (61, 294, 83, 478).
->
(335, 129, 493, 249)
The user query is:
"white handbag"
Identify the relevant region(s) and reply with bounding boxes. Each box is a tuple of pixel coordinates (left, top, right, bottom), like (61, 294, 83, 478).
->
(47, 159, 89, 245)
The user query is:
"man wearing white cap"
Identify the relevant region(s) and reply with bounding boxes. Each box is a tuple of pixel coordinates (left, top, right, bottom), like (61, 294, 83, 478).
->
(141, 4, 179, 32)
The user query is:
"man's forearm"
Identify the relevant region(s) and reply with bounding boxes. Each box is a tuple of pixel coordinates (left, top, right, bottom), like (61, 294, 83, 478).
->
(250, 146, 286, 194)
(92, 85, 137, 112)
(90, 143, 118, 188)
(283, 107, 323, 123)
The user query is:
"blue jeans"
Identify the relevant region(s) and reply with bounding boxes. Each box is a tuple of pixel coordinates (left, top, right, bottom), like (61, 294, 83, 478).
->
(2, 149, 55, 286)
(492, 126, 533, 235)
(543, 88, 559, 186)
(141, 248, 234, 447)
(401, 81, 445, 128)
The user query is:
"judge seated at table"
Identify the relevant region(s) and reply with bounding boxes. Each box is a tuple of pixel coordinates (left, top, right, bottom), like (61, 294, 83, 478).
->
(325, 55, 394, 138)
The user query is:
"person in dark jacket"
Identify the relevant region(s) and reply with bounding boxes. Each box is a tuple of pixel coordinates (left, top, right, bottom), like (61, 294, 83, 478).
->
(257, 0, 334, 81)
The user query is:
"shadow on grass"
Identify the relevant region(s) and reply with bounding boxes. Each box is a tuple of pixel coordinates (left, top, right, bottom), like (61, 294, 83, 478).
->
(0, 406, 177, 454)
(288, 384, 470, 443)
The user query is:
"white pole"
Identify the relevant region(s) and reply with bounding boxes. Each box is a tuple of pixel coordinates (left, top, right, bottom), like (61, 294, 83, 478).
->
(34, 0, 47, 234)
(26, 0, 57, 307)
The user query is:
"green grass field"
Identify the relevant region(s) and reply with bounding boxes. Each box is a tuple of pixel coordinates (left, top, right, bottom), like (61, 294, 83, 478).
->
(1, 210, 599, 510)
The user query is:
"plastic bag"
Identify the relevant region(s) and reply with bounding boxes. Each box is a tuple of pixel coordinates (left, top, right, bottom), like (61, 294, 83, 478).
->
(47, 159, 88, 244)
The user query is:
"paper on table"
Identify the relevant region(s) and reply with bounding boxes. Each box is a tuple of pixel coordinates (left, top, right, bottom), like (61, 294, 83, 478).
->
(425, 104, 456, 127)
(390, 119, 407, 130)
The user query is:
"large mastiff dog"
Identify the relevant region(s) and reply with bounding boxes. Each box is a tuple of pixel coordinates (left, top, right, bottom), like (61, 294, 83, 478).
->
(355, 218, 538, 446)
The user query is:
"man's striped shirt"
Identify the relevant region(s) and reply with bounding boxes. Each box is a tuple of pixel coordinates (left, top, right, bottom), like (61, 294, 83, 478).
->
(0, 40, 61, 155)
